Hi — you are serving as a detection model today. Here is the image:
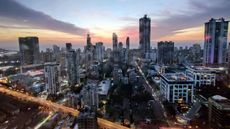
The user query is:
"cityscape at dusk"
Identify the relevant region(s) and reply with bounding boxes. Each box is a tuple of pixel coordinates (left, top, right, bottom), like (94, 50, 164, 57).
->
(0, 0, 230, 49)
(0, 0, 230, 129)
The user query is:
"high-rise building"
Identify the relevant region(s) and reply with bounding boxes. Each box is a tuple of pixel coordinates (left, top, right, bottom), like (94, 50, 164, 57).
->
(95, 42, 105, 62)
(81, 83, 98, 110)
(112, 33, 118, 51)
(228, 43, 230, 74)
(139, 15, 151, 57)
(203, 18, 229, 65)
(76, 106, 98, 129)
(208, 95, 230, 129)
(66, 43, 72, 51)
(87, 33, 92, 47)
(44, 62, 60, 94)
(19, 36, 40, 66)
(118, 42, 123, 50)
(157, 41, 174, 65)
(66, 43, 79, 86)
(53, 45, 61, 63)
(126, 37, 130, 50)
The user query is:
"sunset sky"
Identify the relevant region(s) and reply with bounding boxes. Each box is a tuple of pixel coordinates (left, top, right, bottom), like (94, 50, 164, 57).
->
(0, 0, 229, 50)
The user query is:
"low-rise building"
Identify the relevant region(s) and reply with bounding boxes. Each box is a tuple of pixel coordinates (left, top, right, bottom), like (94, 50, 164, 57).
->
(185, 66, 216, 87)
(160, 73, 194, 103)
(208, 95, 230, 129)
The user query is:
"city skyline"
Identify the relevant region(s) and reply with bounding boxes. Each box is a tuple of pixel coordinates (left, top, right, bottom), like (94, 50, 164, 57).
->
(0, 0, 230, 50)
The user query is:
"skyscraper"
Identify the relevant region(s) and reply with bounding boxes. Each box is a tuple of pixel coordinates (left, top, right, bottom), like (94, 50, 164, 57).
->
(95, 42, 105, 62)
(118, 42, 123, 50)
(66, 43, 79, 86)
(203, 18, 229, 65)
(44, 62, 60, 94)
(157, 41, 174, 65)
(139, 15, 151, 57)
(126, 37, 130, 50)
(19, 36, 40, 66)
(66, 43, 72, 51)
(112, 33, 118, 51)
(87, 33, 92, 47)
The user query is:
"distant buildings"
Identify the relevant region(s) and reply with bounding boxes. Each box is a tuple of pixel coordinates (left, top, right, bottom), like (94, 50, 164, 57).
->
(95, 42, 105, 62)
(44, 62, 60, 94)
(66, 43, 79, 86)
(126, 37, 130, 50)
(112, 33, 118, 51)
(53, 45, 61, 63)
(160, 73, 194, 103)
(157, 41, 174, 65)
(208, 95, 230, 129)
(139, 15, 151, 58)
(203, 18, 229, 66)
(19, 37, 40, 66)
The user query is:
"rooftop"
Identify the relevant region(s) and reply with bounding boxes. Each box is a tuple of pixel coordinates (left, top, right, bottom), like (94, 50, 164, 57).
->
(162, 73, 193, 82)
(97, 80, 111, 95)
(211, 95, 230, 110)
(188, 66, 225, 73)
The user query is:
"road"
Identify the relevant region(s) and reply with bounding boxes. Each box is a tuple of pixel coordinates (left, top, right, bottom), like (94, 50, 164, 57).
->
(0, 87, 129, 129)
(135, 62, 170, 125)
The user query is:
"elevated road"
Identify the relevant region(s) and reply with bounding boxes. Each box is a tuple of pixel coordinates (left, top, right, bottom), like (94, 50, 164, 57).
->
(0, 87, 129, 129)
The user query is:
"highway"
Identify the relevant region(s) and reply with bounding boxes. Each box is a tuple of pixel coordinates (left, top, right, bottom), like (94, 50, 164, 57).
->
(0, 87, 129, 129)
(135, 61, 171, 126)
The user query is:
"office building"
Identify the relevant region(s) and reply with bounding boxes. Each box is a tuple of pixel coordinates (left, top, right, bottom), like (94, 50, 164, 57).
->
(76, 106, 98, 129)
(81, 83, 98, 110)
(126, 37, 130, 50)
(203, 18, 229, 65)
(112, 33, 118, 51)
(208, 95, 230, 129)
(66, 43, 72, 51)
(19, 36, 40, 66)
(185, 66, 216, 87)
(139, 15, 151, 58)
(53, 45, 61, 63)
(157, 41, 174, 65)
(118, 42, 123, 50)
(44, 62, 60, 94)
(95, 42, 105, 62)
(160, 73, 194, 103)
(66, 43, 79, 86)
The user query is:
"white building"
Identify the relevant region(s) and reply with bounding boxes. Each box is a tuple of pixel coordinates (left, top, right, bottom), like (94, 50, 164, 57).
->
(97, 80, 111, 98)
(160, 73, 194, 103)
(44, 62, 60, 94)
(185, 66, 216, 87)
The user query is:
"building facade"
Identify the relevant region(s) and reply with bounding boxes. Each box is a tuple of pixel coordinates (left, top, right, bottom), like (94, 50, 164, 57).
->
(160, 73, 194, 103)
(208, 95, 230, 129)
(203, 18, 229, 65)
(19, 36, 40, 66)
(44, 62, 60, 94)
(112, 33, 118, 51)
(139, 15, 151, 58)
(66, 43, 79, 86)
(95, 42, 105, 62)
(157, 41, 174, 65)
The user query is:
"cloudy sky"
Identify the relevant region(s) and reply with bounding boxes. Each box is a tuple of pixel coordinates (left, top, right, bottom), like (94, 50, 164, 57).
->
(0, 0, 229, 50)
